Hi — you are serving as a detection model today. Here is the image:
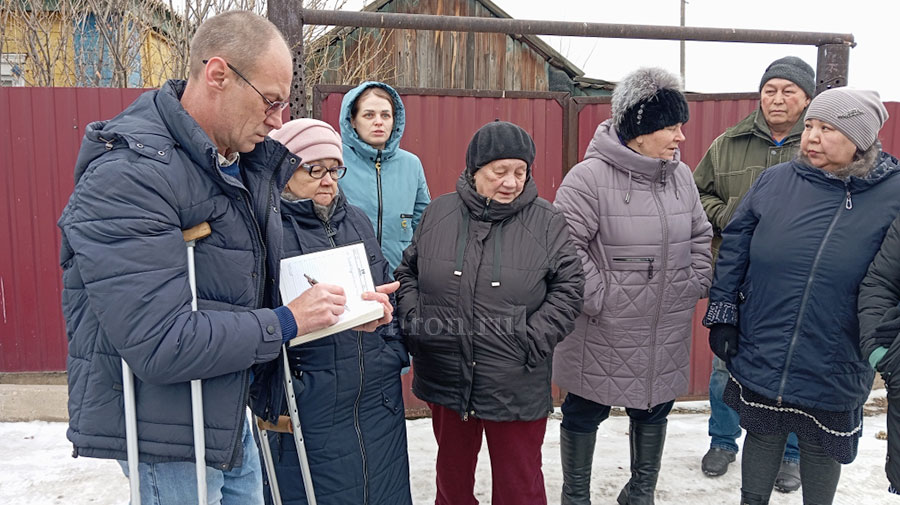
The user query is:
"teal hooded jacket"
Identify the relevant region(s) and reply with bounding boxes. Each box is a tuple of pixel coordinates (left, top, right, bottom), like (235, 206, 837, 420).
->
(339, 82, 430, 273)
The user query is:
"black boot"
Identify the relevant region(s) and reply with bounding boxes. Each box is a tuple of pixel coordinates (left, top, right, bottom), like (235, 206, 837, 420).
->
(560, 426, 597, 505)
(616, 420, 666, 505)
(740, 490, 770, 505)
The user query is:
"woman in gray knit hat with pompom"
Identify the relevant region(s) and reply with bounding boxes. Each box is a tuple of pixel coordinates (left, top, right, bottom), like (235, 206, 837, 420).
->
(704, 87, 897, 505)
(553, 67, 713, 505)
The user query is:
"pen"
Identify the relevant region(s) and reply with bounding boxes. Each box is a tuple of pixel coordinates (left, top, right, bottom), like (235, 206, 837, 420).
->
(304, 273, 350, 311)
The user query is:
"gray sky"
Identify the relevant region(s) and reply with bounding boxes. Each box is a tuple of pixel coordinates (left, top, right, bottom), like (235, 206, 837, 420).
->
(343, 0, 899, 101)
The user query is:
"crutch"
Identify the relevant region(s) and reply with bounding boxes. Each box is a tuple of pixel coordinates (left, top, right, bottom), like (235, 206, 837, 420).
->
(254, 415, 284, 505)
(255, 344, 318, 505)
(123, 222, 212, 505)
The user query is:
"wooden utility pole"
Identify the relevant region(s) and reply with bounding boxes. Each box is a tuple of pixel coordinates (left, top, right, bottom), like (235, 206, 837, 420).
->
(680, 0, 686, 85)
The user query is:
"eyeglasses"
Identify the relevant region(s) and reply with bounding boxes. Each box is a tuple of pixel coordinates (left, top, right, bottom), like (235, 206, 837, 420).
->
(203, 59, 289, 116)
(302, 163, 347, 180)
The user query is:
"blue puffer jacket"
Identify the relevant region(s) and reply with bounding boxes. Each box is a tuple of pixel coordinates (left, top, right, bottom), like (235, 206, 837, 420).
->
(339, 82, 430, 273)
(705, 153, 900, 412)
(250, 190, 411, 505)
(58, 80, 296, 469)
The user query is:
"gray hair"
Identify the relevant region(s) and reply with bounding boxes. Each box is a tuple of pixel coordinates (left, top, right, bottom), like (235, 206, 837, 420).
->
(188, 11, 288, 79)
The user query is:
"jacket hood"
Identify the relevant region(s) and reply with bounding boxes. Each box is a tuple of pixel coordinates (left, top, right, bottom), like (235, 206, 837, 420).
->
(340, 81, 406, 161)
(74, 80, 294, 190)
(455, 171, 538, 222)
(280, 187, 347, 228)
(585, 119, 683, 182)
(794, 149, 900, 193)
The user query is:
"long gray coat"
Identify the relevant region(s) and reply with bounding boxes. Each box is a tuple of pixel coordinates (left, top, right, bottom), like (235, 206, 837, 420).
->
(553, 120, 713, 410)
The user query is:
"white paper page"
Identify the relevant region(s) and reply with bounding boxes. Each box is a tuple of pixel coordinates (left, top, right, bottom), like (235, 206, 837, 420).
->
(279, 242, 383, 344)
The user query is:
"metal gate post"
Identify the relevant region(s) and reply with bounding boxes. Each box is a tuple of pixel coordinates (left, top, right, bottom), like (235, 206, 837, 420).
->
(815, 42, 851, 95)
(269, 0, 307, 119)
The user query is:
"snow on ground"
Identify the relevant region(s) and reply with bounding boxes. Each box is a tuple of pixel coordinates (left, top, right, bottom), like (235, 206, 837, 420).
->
(0, 409, 894, 504)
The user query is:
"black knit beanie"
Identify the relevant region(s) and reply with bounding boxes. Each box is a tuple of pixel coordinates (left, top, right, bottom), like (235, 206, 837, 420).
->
(465, 120, 536, 176)
(612, 67, 690, 143)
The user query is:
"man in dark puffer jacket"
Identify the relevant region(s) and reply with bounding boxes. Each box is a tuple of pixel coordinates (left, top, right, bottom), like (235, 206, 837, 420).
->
(57, 12, 388, 505)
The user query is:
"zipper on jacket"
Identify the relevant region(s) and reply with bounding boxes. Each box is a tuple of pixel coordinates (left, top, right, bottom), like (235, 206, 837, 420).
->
(323, 221, 337, 247)
(776, 192, 846, 405)
(230, 155, 284, 469)
(253, 173, 279, 308)
(375, 152, 383, 246)
(647, 171, 669, 410)
(353, 330, 370, 505)
(612, 257, 655, 280)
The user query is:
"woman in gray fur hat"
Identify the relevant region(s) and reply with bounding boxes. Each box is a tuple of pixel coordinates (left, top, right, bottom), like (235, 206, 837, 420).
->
(553, 67, 713, 505)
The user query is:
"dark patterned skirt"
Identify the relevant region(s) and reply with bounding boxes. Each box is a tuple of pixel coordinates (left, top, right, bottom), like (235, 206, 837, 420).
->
(723, 375, 863, 464)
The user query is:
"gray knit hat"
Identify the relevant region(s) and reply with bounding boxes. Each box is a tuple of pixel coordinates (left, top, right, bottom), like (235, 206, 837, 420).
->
(759, 56, 815, 99)
(805, 88, 889, 151)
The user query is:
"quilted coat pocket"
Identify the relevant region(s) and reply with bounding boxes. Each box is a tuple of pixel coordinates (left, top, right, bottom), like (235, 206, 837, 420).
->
(611, 256, 656, 281)
(472, 305, 529, 368)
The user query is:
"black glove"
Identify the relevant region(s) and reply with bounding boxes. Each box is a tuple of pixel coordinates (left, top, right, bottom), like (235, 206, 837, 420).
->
(709, 324, 739, 363)
(872, 305, 900, 345)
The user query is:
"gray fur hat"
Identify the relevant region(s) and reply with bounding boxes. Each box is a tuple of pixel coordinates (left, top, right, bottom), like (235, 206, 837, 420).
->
(759, 56, 815, 99)
(805, 87, 889, 151)
(612, 67, 690, 143)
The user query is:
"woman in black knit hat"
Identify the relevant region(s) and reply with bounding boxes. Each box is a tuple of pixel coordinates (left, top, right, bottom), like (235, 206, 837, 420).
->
(394, 120, 585, 505)
(553, 67, 713, 505)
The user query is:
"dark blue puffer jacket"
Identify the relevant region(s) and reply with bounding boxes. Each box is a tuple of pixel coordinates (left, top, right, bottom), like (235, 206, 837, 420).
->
(706, 153, 900, 412)
(250, 190, 411, 505)
(58, 80, 297, 469)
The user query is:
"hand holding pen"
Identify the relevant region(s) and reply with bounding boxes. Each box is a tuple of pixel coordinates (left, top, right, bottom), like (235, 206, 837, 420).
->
(305, 273, 351, 312)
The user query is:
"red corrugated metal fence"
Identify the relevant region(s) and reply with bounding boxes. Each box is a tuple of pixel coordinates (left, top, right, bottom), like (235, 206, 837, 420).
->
(3, 86, 899, 410)
(0, 87, 147, 372)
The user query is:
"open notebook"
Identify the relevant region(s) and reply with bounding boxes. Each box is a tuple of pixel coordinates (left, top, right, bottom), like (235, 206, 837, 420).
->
(279, 242, 384, 346)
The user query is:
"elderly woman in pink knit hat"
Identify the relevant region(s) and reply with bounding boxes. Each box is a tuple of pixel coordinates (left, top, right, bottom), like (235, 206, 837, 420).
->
(250, 118, 412, 505)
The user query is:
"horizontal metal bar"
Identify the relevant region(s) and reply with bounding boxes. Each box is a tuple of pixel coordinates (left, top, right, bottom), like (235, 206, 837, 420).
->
(301, 10, 853, 46)
(314, 84, 570, 100)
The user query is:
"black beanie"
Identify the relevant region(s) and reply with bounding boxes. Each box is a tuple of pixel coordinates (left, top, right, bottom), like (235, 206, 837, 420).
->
(612, 67, 690, 143)
(465, 120, 536, 176)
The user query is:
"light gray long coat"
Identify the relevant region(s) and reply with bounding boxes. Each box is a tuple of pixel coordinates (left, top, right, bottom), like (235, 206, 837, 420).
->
(552, 120, 713, 410)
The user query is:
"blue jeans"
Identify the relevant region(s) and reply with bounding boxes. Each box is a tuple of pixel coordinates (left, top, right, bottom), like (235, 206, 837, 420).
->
(118, 416, 263, 505)
(709, 356, 799, 463)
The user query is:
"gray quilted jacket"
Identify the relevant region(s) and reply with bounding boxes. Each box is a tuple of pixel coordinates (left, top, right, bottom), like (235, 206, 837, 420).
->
(552, 120, 713, 409)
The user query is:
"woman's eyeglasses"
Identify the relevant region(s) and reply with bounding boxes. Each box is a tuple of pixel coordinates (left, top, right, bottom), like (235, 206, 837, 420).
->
(302, 163, 347, 179)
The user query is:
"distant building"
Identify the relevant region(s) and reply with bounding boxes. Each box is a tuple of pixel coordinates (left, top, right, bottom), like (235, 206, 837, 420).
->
(309, 0, 613, 95)
(1, 0, 179, 87)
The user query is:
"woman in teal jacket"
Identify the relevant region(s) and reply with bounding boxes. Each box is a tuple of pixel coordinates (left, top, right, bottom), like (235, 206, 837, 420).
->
(340, 81, 431, 273)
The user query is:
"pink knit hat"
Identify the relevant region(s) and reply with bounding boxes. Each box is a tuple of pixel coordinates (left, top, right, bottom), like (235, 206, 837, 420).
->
(269, 118, 343, 164)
